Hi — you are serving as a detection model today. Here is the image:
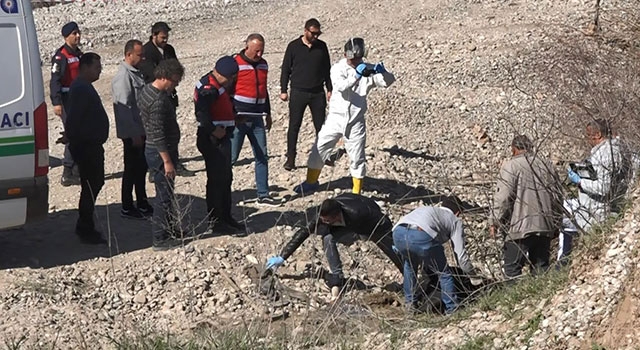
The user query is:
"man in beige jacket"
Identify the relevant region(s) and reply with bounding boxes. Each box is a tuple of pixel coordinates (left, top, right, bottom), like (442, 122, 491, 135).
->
(489, 135, 563, 278)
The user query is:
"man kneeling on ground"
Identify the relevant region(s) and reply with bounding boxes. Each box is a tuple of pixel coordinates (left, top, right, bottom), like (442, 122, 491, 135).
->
(264, 193, 403, 294)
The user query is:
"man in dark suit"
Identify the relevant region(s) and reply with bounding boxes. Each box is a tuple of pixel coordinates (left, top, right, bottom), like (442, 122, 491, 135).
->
(139, 21, 195, 178)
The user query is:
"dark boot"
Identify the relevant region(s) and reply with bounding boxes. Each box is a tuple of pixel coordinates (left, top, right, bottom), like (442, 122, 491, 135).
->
(61, 166, 80, 187)
(283, 155, 295, 171)
(75, 226, 107, 245)
(175, 162, 196, 177)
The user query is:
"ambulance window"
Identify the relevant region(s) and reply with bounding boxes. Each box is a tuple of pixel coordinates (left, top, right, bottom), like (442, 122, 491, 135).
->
(0, 24, 24, 107)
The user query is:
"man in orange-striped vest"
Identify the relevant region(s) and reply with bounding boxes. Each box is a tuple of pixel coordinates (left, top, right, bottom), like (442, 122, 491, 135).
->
(231, 33, 283, 207)
(195, 56, 244, 235)
(50, 21, 82, 187)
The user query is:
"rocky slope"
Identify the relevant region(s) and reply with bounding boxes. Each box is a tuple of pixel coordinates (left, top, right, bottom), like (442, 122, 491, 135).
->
(0, 0, 638, 348)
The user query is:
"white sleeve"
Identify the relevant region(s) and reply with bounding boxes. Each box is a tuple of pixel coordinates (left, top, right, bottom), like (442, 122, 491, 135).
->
(331, 65, 358, 92)
(450, 219, 475, 274)
(372, 71, 396, 88)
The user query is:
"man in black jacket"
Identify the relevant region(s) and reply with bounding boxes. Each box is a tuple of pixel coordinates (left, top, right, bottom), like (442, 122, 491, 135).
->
(265, 193, 402, 288)
(139, 21, 194, 178)
(280, 18, 332, 171)
(139, 22, 177, 82)
(65, 53, 108, 244)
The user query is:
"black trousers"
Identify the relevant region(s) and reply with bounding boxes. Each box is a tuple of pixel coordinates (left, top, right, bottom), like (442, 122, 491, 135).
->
(503, 235, 551, 278)
(196, 128, 233, 222)
(323, 219, 403, 283)
(286, 89, 327, 158)
(121, 138, 148, 208)
(69, 143, 104, 234)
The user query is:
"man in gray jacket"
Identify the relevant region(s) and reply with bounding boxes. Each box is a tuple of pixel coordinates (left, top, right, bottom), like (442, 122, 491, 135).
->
(489, 135, 563, 278)
(112, 40, 152, 220)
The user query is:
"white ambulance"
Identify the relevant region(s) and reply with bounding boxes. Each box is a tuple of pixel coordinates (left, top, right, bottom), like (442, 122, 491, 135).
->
(0, 0, 49, 229)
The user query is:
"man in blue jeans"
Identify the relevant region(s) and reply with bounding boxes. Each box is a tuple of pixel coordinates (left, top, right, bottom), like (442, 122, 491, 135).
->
(393, 197, 478, 314)
(139, 59, 185, 251)
(231, 34, 282, 207)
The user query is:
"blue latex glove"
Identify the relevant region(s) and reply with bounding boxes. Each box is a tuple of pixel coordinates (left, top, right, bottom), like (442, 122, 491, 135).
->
(567, 169, 581, 185)
(374, 62, 387, 74)
(355, 63, 375, 78)
(266, 256, 285, 270)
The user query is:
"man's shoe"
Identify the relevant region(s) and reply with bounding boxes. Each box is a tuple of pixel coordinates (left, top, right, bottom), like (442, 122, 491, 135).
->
(293, 181, 320, 195)
(121, 207, 146, 220)
(283, 156, 295, 171)
(137, 202, 154, 217)
(176, 163, 196, 177)
(61, 167, 80, 187)
(76, 229, 107, 245)
(152, 238, 182, 251)
(224, 217, 244, 230)
(257, 196, 283, 207)
(207, 218, 245, 236)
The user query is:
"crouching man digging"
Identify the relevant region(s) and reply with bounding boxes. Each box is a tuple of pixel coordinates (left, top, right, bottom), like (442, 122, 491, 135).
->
(393, 197, 480, 314)
(264, 193, 403, 296)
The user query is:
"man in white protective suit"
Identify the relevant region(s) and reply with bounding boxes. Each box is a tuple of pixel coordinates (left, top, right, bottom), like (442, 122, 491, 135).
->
(558, 118, 629, 264)
(293, 37, 396, 195)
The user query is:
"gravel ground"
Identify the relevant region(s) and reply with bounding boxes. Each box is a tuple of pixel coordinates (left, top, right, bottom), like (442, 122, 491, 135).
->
(0, 0, 638, 348)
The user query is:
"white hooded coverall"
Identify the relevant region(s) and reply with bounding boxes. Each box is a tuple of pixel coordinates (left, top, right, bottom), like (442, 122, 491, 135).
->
(558, 138, 625, 259)
(307, 58, 396, 179)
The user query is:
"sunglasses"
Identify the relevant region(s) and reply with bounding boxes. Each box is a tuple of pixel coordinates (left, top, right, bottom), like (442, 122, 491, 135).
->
(308, 30, 322, 37)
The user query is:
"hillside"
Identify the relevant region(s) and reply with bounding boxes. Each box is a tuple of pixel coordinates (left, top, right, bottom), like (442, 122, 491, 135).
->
(0, 0, 638, 348)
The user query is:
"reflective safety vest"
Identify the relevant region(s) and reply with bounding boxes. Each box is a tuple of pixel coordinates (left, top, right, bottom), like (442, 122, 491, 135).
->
(233, 54, 269, 114)
(58, 46, 81, 91)
(202, 74, 235, 127)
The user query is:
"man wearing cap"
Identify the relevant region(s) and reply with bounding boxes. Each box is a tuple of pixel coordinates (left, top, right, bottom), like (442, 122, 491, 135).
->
(489, 135, 563, 278)
(139, 21, 195, 178)
(194, 56, 244, 234)
(280, 18, 332, 171)
(50, 21, 82, 187)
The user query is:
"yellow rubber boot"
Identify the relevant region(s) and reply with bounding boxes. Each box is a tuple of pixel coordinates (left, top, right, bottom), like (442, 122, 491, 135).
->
(352, 177, 363, 194)
(307, 168, 322, 184)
